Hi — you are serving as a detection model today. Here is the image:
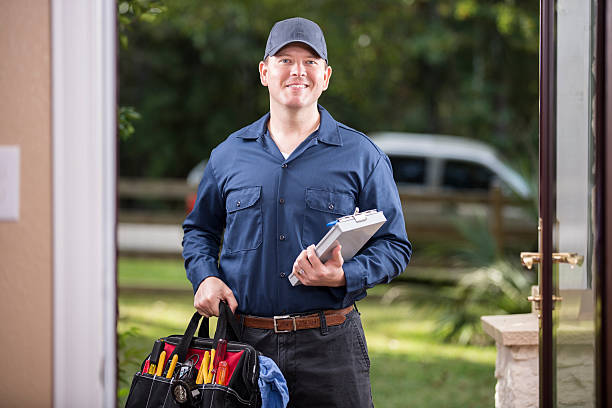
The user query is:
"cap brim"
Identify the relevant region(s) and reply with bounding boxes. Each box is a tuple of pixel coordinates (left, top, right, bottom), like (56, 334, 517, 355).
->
(265, 40, 327, 62)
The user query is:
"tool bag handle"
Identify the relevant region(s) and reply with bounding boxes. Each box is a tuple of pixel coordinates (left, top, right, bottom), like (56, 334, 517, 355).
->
(174, 301, 242, 364)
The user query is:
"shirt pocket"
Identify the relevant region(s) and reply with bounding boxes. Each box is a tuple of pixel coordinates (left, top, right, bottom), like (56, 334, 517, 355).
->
(225, 186, 263, 253)
(302, 188, 356, 248)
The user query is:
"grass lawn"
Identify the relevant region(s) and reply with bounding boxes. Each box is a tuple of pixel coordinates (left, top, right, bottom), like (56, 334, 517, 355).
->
(118, 257, 496, 407)
(118, 257, 192, 290)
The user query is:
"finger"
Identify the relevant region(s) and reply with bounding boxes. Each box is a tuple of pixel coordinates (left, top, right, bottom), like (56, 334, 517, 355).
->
(293, 261, 303, 276)
(294, 267, 307, 285)
(296, 251, 310, 268)
(329, 244, 344, 266)
(195, 304, 211, 318)
(225, 291, 239, 314)
(293, 260, 311, 285)
(307, 245, 323, 269)
(293, 252, 305, 272)
(295, 249, 308, 265)
(194, 302, 207, 317)
(297, 257, 314, 275)
(209, 298, 221, 317)
(194, 294, 210, 317)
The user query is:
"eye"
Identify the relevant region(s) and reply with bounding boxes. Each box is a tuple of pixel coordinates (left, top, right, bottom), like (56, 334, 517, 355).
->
(306, 60, 317, 65)
(280, 58, 291, 63)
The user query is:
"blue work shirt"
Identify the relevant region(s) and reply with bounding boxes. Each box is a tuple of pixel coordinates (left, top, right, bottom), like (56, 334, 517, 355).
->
(182, 105, 412, 317)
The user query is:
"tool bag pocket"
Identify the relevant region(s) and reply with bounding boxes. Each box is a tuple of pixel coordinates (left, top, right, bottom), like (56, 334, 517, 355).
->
(125, 374, 178, 408)
(125, 302, 261, 408)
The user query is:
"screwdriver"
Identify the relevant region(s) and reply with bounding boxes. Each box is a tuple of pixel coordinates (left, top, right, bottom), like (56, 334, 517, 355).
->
(216, 361, 229, 386)
(211, 339, 227, 383)
(196, 351, 210, 385)
(155, 351, 167, 376)
(166, 354, 179, 379)
(206, 349, 216, 384)
(147, 340, 165, 375)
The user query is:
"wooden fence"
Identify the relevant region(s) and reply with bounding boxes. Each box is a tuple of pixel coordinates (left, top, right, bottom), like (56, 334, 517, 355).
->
(119, 178, 193, 224)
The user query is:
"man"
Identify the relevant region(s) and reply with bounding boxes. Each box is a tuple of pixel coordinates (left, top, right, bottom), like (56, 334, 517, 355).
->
(183, 17, 411, 407)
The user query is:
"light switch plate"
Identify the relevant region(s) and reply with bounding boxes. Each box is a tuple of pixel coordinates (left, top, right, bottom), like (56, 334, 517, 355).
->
(0, 146, 20, 221)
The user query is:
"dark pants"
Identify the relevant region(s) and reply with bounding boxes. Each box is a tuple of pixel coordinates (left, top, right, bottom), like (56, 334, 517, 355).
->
(240, 309, 374, 408)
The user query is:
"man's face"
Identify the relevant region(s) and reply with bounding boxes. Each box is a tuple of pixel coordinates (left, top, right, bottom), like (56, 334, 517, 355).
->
(259, 43, 332, 110)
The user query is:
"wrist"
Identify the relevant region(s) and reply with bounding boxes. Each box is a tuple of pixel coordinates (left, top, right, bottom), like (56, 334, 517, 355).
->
(335, 267, 346, 287)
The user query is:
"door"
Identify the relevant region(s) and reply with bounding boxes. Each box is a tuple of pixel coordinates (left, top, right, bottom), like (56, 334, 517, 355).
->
(536, 0, 598, 406)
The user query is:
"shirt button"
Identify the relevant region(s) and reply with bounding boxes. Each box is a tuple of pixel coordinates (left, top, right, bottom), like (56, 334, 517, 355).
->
(280, 272, 286, 278)
(281, 163, 288, 168)
(328, 203, 334, 210)
(279, 198, 285, 204)
(279, 234, 286, 241)
(236, 200, 241, 207)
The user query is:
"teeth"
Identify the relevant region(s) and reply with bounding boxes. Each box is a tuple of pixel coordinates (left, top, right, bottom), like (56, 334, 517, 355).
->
(288, 84, 306, 88)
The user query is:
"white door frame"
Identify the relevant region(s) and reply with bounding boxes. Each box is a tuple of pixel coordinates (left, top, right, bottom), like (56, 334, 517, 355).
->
(52, 0, 117, 406)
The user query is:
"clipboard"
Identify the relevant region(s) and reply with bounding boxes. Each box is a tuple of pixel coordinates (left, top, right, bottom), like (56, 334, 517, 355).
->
(288, 208, 386, 286)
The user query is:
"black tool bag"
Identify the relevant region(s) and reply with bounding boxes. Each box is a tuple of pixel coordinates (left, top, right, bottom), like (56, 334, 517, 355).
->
(125, 302, 261, 408)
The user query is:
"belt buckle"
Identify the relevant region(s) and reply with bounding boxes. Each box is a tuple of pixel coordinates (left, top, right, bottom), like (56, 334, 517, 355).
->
(273, 315, 296, 333)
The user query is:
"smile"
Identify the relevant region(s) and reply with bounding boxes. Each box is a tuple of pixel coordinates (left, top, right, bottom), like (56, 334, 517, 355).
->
(287, 84, 308, 88)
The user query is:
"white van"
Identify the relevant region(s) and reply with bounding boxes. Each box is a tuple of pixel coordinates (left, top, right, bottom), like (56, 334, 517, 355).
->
(369, 132, 534, 246)
(370, 132, 530, 198)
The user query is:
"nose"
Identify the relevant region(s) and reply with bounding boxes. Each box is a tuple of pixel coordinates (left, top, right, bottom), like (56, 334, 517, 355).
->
(290, 61, 307, 77)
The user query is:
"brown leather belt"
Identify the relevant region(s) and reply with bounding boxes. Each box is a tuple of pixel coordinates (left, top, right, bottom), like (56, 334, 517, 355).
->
(237, 305, 354, 333)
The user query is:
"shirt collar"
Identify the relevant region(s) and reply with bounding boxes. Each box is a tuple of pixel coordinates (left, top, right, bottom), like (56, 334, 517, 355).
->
(237, 105, 343, 146)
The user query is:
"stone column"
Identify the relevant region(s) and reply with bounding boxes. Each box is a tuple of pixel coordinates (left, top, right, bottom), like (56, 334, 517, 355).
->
(482, 313, 539, 408)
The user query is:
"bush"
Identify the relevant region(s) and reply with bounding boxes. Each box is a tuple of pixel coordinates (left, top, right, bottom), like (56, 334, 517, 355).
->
(433, 260, 534, 345)
(415, 215, 536, 345)
(117, 326, 143, 403)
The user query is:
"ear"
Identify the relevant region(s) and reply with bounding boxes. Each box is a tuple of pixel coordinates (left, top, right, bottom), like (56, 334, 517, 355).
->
(321, 65, 332, 91)
(259, 61, 269, 87)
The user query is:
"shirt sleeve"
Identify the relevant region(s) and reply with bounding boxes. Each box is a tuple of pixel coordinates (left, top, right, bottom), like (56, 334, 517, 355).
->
(341, 153, 412, 303)
(182, 159, 226, 293)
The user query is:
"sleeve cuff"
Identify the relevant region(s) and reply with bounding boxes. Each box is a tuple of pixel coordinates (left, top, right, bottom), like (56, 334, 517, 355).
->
(188, 262, 221, 294)
(342, 260, 364, 294)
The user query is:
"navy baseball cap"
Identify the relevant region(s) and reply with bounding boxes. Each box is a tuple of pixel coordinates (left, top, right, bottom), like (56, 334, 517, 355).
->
(264, 17, 328, 63)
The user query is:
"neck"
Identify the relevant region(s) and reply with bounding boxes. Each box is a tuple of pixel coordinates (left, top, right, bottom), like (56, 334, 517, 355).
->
(267, 101, 320, 145)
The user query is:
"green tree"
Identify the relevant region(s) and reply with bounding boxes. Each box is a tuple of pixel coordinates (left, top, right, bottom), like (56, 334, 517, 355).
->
(117, 0, 166, 141)
(119, 0, 539, 179)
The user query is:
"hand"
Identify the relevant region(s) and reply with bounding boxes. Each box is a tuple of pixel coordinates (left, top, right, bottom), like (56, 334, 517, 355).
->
(194, 276, 238, 317)
(292, 244, 346, 287)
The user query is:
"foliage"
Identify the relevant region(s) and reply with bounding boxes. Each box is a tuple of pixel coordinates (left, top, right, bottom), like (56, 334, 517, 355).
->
(117, 325, 143, 402)
(118, 0, 539, 178)
(118, 0, 167, 49)
(416, 215, 536, 345)
(450, 216, 498, 266)
(433, 260, 534, 345)
(419, 215, 500, 268)
(118, 106, 142, 141)
(117, 0, 165, 142)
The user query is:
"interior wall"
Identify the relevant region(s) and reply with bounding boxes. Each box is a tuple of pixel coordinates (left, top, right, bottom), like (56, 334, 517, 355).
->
(0, 0, 52, 405)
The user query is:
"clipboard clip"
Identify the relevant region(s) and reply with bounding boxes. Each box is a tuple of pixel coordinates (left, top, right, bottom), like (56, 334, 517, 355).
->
(338, 207, 377, 223)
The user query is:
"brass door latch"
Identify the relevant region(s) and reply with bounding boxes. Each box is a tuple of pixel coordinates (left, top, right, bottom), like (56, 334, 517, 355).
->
(521, 219, 581, 318)
(527, 294, 563, 310)
(520, 252, 584, 270)
(527, 286, 562, 316)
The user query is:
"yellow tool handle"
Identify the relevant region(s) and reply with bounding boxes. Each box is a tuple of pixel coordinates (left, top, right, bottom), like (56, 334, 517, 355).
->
(165, 354, 178, 379)
(196, 351, 210, 385)
(155, 351, 166, 376)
